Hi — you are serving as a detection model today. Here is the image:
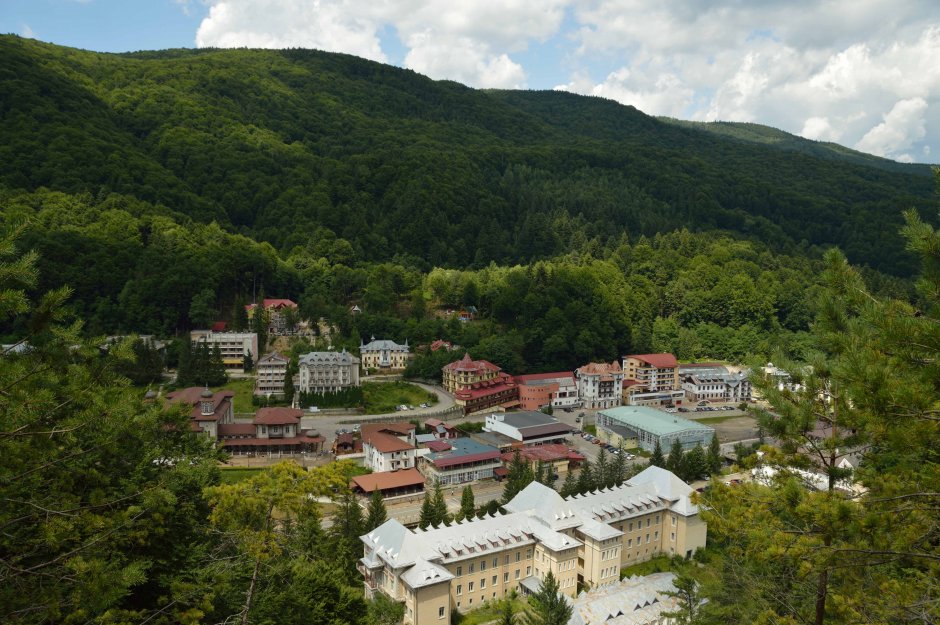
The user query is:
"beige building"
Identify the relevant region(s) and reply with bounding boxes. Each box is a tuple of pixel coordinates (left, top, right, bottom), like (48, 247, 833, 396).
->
(575, 362, 624, 409)
(297, 349, 360, 394)
(360, 337, 410, 371)
(359, 466, 706, 624)
(190, 330, 258, 371)
(254, 352, 289, 397)
(622, 354, 684, 407)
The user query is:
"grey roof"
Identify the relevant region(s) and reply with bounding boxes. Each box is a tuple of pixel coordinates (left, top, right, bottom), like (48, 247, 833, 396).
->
(360, 338, 409, 352)
(569, 572, 680, 625)
(416, 433, 437, 444)
(400, 558, 454, 589)
(600, 406, 715, 437)
(298, 350, 359, 366)
(500, 411, 559, 428)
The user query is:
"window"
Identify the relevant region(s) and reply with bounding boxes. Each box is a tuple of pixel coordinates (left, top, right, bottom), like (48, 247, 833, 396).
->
(481, 560, 486, 571)
(647, 518, 651, 527)
(526, 549, 532, 559)
(493, 575, 498, 585)
(526, 566, 532, 576)
(515, 569, 520, 580)
(671, 516, 677, 527)
(646, 534, 650, 544)
(456, 566, 462, 577)
(504, 572, 509, 583)
(671, 532, 676, 541)
(504, 555, 510, 565)
(493, 557, 499, 568)
(628, 538, 632, 547)
(481, 578, 486, 589)
(655, 514, 660, 523)
(516, 552, 521, 562)
(655, 531, 659, 540)
(469, 563, 475, 574)
(629, 522, 633, 531)
(457, 585, 462, 596)
(468, 582, 474, 591)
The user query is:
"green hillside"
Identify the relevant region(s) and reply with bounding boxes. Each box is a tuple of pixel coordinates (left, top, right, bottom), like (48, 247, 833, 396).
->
(0, 35, 935, 277)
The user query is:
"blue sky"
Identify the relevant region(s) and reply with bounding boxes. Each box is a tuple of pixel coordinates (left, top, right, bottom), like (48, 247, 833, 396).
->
(3, 0, 939, 163)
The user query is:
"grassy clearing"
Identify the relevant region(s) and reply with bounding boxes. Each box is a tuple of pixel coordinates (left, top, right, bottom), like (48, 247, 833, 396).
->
(218, 467, 264, 484)
(213, 377, 256, 414)
(362, 381, 437, 414)
(452, 598, 528, 625)
(619, 555, 683, 579)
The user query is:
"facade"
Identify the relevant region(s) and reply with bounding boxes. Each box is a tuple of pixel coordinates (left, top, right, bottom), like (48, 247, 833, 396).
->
(254, 352, 289, 397)
(218, 407, 325, 454)
(245, 298, 299, 334)
(575, 362, 624, 410)
(514, 372, 579, 411)
(362, 423, 419, 473)
(418, 437, 503, 485)
(622, 354, 684, 407)
(484, 411, 574, 444)
(442, 354, 519, 415)
(679, 364, 752, 404)
(424, 418, 458, 440)
(297, 349, 360, 394)
(360, 337, 410, 371)
(597, 406, 714, 452)
(166, 386, 235, 439)
(359, 466, 706, 624)
(190, 330, 258, 371)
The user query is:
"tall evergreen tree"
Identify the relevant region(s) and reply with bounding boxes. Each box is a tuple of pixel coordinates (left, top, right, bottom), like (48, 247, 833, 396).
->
(365, 489, 387, 531)
(666, 438, 684, 475)
(232, 295, 249, 331)
(502, 450, 534, 503)
(430, 480, 449, 526)
(595, 448, 610, 488)
(611, 442, 628, 486)
(650, 439, 666, 468)
(522, 571, 572, 625)
(418, 489, 435, 530)
(684, 444, 707, 482)
(559, 468, 578, 498)
(575, 459, 595, 495)
(459, 485, 475, 520)
(706, 435, 723, 476)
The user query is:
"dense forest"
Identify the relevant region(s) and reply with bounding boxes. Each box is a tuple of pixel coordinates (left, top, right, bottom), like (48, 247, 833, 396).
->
(0, 35, 936, 279)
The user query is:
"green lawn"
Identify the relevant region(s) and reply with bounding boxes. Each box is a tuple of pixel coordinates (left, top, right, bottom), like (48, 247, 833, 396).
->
(619, 555, 683, 579)
(218, 467, 264, 484)
(362, 381, 437, 415)
(213, 377, 255, 414)
(452, 598, 528, 625)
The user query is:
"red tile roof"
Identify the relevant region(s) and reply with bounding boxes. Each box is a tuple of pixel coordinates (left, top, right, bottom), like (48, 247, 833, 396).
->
(220, 435, 322, 447)
(430, 450, 502, 468)
(253, 407, 303, 425)
(577, 361, 623, 375)
(625, 353, 678, 369)
(443, 353, 501, 373)
(363, 422, 415, 436)
(245, 298, 298, 311)
(350, 468, 426, 493)
(217, 423, 257, 437)
(430, 340, 452, 352)
(362, 430, 415, 454)
(425, 440, 453, 452)
(211, 321, 228, 332)
(500, 443, 583, 463)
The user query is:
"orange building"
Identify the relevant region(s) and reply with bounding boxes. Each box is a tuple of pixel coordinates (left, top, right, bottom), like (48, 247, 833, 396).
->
(514, 372, 578, 411)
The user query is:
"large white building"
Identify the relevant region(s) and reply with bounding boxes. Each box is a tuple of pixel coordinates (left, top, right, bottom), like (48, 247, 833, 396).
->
(679, 364, 752, 404)
(622, 353, 685, 407)
(297, 349, 360, 394)
(254, 352, 289, 397)
(360, 337, 410, 371)
(359, 466, 706, 625)
(575, 361, 624, 409)
(483, 411, 574, 445)
(189, 330, 258, 371)
(362, 423, 420, 473)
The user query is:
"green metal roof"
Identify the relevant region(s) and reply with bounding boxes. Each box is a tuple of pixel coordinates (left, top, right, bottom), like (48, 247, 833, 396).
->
(599, 406, 715, 436)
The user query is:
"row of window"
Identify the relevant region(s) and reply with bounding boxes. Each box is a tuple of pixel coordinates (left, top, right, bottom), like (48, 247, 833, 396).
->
(454, 550, 530, 576)
(455, 566, 533, 595)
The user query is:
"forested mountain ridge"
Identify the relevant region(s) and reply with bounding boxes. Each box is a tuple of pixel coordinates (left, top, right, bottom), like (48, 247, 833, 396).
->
(1, 35, 936, 276)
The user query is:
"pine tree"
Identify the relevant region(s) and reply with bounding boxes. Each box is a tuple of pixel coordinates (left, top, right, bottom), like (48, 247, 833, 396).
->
(498, 596, 516, 625)
(522, 571, 572, 625)
(559, 468, 578, 498)
(232, 296, 249, 331)
(252, 293, 269, 352)
(365, 489, 387, 531)
(595, 448, 610, 488)
(459, 485, 475, 520)
(242, 350, 254, 373)
(611, 442, 628, 486)
(650, 439, 665, 468)
(502, 450, 534, 503)
(666, 438, 684, 475)
(684, 444, 707, 482)
(575, 459, 595, 495)
(706, 434, 722, 476)
(176, 338, 193, 386)
(430, 480, 449, 526)
(418, 489, 434, 530)
(209, 343, 227, 386)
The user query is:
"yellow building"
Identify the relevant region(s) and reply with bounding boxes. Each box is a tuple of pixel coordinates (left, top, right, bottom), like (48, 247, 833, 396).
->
(359, 466, 706, 625)
(360, 337, 410, 371)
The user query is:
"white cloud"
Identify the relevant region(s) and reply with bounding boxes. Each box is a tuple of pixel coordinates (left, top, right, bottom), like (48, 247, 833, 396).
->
(196, 0, 570, 88)
(855, 97, 928, 159)
(800, 116, 841, 142)
(20, 23, 35, 39)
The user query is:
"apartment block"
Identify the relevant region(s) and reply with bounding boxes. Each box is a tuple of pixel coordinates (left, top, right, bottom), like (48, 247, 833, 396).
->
(359, 466, 706, 625)
(254, 352, 289, 396)
(190, 330, 258, 371)
(622, 353, 684, 407)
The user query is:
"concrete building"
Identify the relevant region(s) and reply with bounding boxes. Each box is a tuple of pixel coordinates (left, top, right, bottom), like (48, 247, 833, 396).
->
(362, 423, 419, 473)
(679, 363, 752, 404)
(189, 330, 258, 371)
(622, 353, 684, 407)
(575, 362, 624, 410)
(297, 349, 360, 394)
(245, 298, 299, 334)
(418, 438, 503, 485)
(484, 411, 574, 445)
(359, 466, 706, 624)
(442, 354, 519, 415)
(360, 337, 410, 371)
(254, 352, 289, 397)
(166, 386, 235, 439)
(514, 372, 579, 411)
(217, 407, 324, 455)
(597, 406, 714, 452)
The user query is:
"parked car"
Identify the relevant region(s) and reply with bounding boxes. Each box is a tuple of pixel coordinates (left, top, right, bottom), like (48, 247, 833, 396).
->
(420, 403, 429, 408)
(575, 416, 582, 423)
